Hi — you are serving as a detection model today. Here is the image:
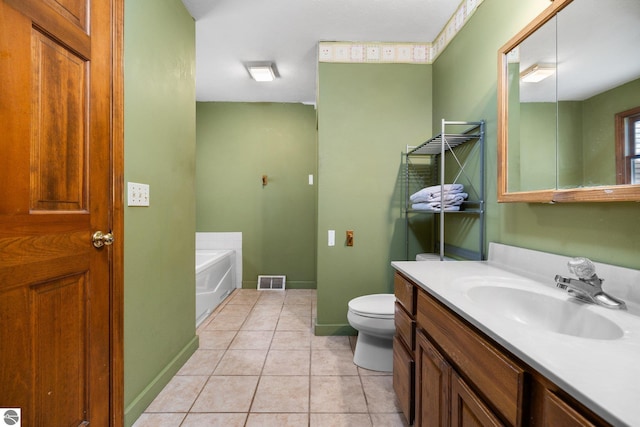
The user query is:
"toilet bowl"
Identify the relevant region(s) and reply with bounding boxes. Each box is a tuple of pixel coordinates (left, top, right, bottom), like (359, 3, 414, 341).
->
(347, 293, 395, 372)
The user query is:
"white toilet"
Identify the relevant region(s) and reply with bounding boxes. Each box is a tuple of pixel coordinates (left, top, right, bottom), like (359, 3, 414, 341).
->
(347, 293, 396, 372)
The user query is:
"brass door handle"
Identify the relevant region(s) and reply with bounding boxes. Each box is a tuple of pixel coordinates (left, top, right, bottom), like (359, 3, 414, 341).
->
(92, 231, 114, 248)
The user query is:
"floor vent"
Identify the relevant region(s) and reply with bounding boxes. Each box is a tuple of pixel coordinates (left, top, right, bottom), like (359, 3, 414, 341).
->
(257, 275, 286, 290)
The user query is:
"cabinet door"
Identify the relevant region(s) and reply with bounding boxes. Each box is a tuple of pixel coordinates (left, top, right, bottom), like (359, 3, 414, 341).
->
(393, 335, 414, 424)
(416, 330, 451, 427)
(451, 372, 504, 427)
(543, 390, 597, 427)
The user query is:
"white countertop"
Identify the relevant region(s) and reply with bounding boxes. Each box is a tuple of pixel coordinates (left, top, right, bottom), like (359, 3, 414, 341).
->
(392, 253, 640, 427)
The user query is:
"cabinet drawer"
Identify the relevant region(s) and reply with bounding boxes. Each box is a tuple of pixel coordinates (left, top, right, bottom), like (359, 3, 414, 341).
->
(393, 335, 414, 424)
(417, 289, 525, 426)
(395, 302, 415, 351)
(394, 272, 415, 314)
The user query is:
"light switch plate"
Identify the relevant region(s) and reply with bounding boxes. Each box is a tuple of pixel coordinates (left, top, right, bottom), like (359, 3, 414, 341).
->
(328, 230, 335, 246)
(128, 182, 150, 206)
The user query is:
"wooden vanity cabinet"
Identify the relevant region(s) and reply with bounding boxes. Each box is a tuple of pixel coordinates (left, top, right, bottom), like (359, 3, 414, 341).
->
(393, 272, 610, 427)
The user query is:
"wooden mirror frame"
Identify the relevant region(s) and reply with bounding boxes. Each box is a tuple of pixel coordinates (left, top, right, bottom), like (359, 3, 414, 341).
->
(497, 0, 640, 203)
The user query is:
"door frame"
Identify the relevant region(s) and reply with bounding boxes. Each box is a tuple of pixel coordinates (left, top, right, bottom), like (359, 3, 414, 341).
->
(111, 0, 125, 424)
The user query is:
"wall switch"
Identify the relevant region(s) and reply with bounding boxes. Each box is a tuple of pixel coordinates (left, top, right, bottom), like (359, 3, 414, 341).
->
(308, 174, 314, 185)
(128, 182, 150, 206)
(328, 230, 335, 246)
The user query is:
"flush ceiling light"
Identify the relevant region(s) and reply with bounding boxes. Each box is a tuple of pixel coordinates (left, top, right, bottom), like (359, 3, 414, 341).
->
(246, 63, 278, 82)
(520, 64, 556, 83)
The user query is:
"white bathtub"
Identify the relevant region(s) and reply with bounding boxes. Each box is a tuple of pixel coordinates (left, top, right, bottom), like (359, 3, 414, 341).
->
(195, 249, 236, 327)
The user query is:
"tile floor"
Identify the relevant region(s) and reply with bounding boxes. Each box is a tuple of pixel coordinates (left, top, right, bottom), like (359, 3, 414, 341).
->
(133, 289, 409, 427)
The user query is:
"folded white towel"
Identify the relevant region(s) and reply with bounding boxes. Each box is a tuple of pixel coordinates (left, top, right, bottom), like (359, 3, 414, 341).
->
(410, 184, 464, 202)
(411, 203, 461, 212)
(412, 192, 468, 203)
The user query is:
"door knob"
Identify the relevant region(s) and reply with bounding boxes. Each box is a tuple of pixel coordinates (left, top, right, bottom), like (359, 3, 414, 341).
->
(92, 231, 114, 248)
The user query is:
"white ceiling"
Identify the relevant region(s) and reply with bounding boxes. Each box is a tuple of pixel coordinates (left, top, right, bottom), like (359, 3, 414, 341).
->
(180, 0, 462, 104)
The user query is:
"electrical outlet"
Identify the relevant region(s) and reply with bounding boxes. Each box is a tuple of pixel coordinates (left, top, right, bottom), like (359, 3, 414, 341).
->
(128, 182, 150, 206)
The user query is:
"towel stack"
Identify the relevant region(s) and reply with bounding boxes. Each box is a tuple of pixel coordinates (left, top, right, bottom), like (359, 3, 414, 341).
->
(410, 184, 467, 211)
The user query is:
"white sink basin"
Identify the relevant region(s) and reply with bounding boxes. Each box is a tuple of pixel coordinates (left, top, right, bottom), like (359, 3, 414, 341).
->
(466, 285, 624, 340)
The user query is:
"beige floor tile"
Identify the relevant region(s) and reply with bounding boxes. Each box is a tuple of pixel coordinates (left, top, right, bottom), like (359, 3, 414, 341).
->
(133, 290, 410, 427)
(257, 291, 286, 304)
(262, 349, 310, 375)
(311, 349, 359, 375)
(203, 314, 246, 331)
(227, 291, 260, 305)
(310, 413, 373, 427)
(358, 366, 392, 376)
(250, 305, 283, 316)
(284, 294, 314, 305)
(246, 413, 309, 427)
(190, 376, 259, 413)
(276, 313, 312, 331)
(132, 413, 186, 427)
(145, 375, 208, 412)
(349, 336, 357, 352)
(228, 330, 274, 350)
(177, 349, 225, 376)
(310, 376, 367, 413)
(181, 413, 247, 426)
(219, 303, 254, 317)
(361, 375, 402, 413)
(271, 330, 311, 349)
(241, 313, 280, 331)
(370, 412, 410, 426)
(213, 349, 267, 375)
(251, 375, 310, 413)
(197, 330, 237, 349)
(311, 335, 352, 350)
(281, 304, 311, 316)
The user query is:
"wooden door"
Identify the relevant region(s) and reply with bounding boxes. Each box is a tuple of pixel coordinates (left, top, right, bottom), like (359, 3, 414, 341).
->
(0, 0, 122, 425)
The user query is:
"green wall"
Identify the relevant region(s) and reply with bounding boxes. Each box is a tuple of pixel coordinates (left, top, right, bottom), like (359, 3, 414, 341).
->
(315, 63, 433, 335)
(433, 0, 640, 269)
(519, 102, 557, 191)
(196, 102, 317, 288)
(123, 0, 197, 425)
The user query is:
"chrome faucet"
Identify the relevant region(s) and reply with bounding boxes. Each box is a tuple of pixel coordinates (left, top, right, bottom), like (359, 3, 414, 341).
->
(554, 257, 626, 310)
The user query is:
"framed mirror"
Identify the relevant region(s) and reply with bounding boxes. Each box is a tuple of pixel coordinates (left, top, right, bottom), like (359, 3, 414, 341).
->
(497, 0, 640, 202)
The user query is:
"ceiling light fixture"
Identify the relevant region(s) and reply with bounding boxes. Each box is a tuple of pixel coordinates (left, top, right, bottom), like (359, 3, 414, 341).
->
(520, 64, 556, 83)
(246, 63, 278, 82)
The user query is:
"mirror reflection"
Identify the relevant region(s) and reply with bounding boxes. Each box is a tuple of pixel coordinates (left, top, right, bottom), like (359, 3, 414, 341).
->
(504, 0, 640, 197)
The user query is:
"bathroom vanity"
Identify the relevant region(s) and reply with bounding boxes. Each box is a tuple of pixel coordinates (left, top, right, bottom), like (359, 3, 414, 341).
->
(392, 243, 640, 426)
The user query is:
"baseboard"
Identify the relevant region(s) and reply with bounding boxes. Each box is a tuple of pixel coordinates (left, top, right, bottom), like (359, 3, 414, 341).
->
(314, 319, 356, 336)
(124, 335, 199, 427)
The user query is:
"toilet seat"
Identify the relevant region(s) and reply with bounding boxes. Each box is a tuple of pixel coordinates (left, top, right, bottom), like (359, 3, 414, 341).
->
(348, 294, 395, 319)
